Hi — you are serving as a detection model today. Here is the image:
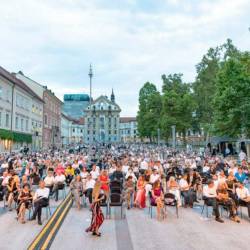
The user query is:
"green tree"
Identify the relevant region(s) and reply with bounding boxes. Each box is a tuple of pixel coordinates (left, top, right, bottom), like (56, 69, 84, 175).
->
(192, 39, 240, 139)
(213, 51, 250, 138)
(137, 82, 162, 141)
(161, 74, 196, 143)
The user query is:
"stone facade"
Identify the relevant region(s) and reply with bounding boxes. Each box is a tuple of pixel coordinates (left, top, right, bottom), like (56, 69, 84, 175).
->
(0, 66, 43, 152)
(120, 117, 138, 142)
(61, 113, 84, 146)
(16, 71, 62, 150)
(84, 95, 121, 144)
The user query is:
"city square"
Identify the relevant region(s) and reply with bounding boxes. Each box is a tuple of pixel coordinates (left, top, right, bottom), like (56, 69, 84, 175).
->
(0, 1, 250, 250)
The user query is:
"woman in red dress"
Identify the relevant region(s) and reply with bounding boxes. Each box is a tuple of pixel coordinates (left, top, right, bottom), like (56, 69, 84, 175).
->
(85, 181, 104, 237)
(99, 170, 110, 198)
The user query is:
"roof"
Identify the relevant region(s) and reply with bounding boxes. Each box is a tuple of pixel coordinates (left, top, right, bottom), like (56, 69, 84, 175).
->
(61, 113, 85, 125)
(120, 117, 137, 123)
(16, 71, 62, 104)
(84, 95, 121, 111)
(0, 66, 44, 103)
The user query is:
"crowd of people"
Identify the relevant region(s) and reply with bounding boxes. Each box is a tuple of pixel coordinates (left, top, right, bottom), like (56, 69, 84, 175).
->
(0, 144, 250, 231)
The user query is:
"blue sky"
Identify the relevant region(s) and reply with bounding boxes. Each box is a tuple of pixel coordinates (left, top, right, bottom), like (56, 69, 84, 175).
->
(0, 0, 249, 116)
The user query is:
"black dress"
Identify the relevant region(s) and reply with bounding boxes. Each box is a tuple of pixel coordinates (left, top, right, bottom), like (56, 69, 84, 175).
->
(16, 190, 32, 214)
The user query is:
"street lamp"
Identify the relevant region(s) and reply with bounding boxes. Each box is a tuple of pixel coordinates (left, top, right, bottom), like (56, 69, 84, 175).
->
(88, 64, 93, 144)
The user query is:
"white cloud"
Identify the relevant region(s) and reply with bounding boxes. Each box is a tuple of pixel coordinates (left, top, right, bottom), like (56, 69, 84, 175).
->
(0, 0, 249, 116)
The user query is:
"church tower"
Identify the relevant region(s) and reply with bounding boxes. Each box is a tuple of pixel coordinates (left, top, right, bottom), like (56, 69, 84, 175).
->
(111, 88, 115, 103)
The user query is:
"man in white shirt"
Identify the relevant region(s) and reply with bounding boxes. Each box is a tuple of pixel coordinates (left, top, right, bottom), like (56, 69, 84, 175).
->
(203, 180, 223, 223)
(30, 180, 50, 225)
(149, 169, 160, 184)
(53, 172, 66, 201)
(84, 174, 95, 205)
(236, 182, 250, 218)
(44, 171, 55, 194)
(90, 164, 99, 180)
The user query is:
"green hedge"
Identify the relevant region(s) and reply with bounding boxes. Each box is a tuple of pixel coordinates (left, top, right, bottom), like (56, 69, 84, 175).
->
(0, 129, 32, 143)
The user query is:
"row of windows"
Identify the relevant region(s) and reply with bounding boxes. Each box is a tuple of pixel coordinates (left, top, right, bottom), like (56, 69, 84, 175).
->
(16, 93, 30, 111)
(15, 116, 29, 132)
(87, 130, 118, 135)
(44, 114, 59, 127)
(72, 128, 83, 133)
(87, 136, 117, 141)
(121, 129, 137, 135)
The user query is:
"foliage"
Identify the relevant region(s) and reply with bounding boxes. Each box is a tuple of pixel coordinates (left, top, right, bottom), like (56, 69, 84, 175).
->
(161, 74, 196, 141)
(213, 51, 250, 138)
(137, 82, 162, 141)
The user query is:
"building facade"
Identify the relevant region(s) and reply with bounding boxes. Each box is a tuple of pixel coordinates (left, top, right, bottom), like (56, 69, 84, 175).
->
(16, 71, 62, 150)
(0, 66, 43, 152)
(84, 93, 121, 144)
(120, 117, 138, 142)
(63, 94, 90, 120)
(61, 113, 84, 146)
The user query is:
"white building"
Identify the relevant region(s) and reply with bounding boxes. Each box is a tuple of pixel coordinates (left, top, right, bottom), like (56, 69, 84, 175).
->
(61, 113, 84, 146)
(119, 117, 138, 142)
(84, 93, 121, 144)
(16, 71, 62, 150)
(0, 66, 44, 152)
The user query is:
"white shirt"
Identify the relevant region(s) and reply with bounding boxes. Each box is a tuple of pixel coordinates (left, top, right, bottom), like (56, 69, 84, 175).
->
(203, 166, 210, 173)
(122, 165, 129, 173)
(90, 170, 99, 180)
(203, 185, 217, 198)
(34, 187, 50, 200)
(54, 175, 66, 184)
(44, 176, 55, 186)
(80, 172, 88, 179)
(86, 179, 95, 189)
(179, 179, 189, 190)
(140, 161, 148, 170)
(236, 187, 250, 199)
(149, 174, 160, 184)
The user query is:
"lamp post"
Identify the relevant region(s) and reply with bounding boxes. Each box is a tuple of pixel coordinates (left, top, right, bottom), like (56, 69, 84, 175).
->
(88, 64, 93, 144)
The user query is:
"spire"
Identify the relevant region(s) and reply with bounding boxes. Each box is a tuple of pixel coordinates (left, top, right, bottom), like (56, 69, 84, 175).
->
(111, 88, 115, 102)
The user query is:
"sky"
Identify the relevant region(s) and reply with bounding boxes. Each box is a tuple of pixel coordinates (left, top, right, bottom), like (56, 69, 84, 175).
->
(0, 0, 249, 116)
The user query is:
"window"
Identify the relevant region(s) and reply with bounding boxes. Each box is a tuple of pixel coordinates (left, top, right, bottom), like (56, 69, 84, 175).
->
(26, 120, 29, 131)
(80, 129, 83, 133)
(87, 130, 90, 134)
(5, 113, 9, 127)
(72, 128, 75, 132)
(15, 116, 19, 129)
(44, 115, 47, 125)
(21, 118, 24, 131)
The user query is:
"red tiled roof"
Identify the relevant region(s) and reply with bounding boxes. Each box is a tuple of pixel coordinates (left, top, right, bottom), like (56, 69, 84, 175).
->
(120, 117, 137, 123)
(0, 66, 44, 103)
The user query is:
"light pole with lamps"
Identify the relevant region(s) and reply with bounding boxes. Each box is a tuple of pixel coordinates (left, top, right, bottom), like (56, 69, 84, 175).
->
(88, 64, 93, 144)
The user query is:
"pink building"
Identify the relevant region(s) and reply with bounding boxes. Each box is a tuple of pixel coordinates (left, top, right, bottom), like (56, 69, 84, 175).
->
(43, 88, 62, 149)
